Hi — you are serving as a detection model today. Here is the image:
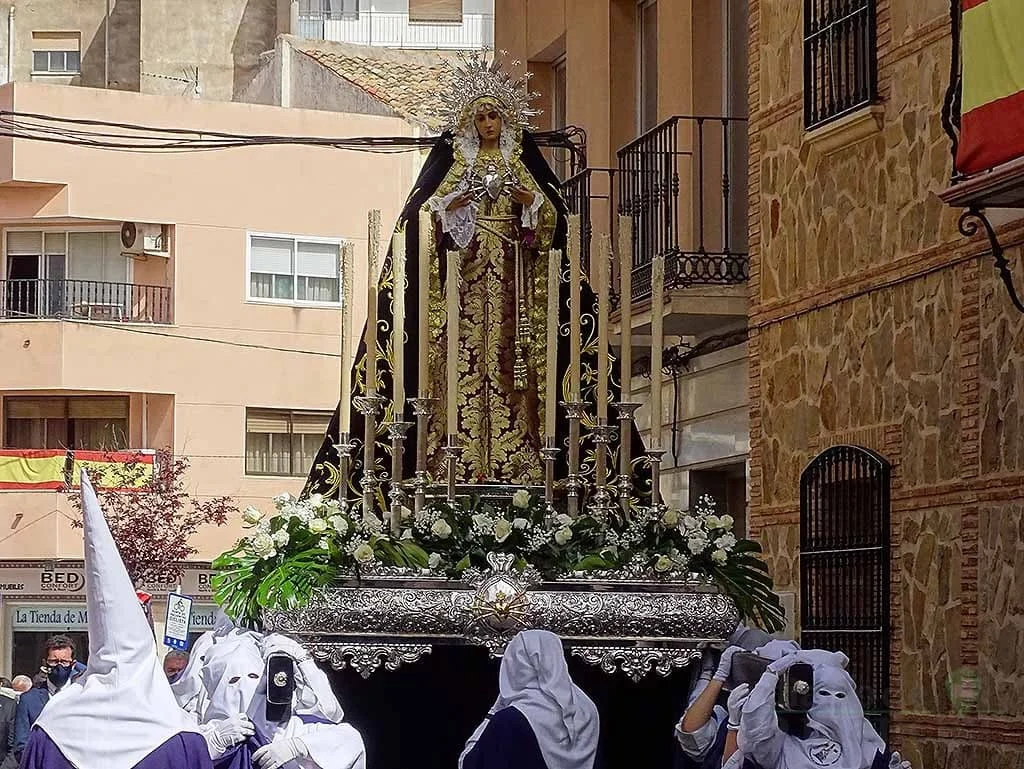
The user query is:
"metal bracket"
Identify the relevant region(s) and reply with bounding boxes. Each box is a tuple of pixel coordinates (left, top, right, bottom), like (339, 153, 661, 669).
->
(959, 207, 1024, 314)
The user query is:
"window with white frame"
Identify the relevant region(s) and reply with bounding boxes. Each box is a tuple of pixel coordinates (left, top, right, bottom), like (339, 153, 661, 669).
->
(248, 235, 341, 304)
(32, 31, 81, 75)
(245, 408, 332, 476)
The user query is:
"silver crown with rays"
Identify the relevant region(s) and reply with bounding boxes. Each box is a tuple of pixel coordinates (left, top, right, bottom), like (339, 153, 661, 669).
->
(439, 49, 543, 133)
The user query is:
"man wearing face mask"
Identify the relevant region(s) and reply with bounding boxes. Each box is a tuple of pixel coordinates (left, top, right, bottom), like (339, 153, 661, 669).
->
(165, 651, 191, 683)
(11, 636, 87, 762)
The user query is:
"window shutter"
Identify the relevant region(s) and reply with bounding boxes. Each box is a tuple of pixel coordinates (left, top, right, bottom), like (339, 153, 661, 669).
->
(6, 398, 65, 419)
(6, 232, 42, 255)
(291, 412, 332, 434)
(250, 237, 294, 275)
(408, 0, 463, 23)
(296, 242, 339, 278)
(68, 397, 129, 419)
(246, 410, 291, 433)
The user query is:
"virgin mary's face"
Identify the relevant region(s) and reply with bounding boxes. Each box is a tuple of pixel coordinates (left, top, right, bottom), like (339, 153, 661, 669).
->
(474, 108, 502, 142)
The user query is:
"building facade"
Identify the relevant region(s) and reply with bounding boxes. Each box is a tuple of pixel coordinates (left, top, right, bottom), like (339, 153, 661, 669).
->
(0, 81, 415, 673)
(748, 0, 1024, 763)
(496, 0, 754, 543)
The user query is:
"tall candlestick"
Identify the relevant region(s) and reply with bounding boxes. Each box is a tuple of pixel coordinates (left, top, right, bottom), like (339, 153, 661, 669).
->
(339, 242, 354, 434)
(391, 229, 406, 418)
(618, 216, 633, 402)
(417, 212, 430, 394)
(568, 215, 582, 401)
(365, 210, 381, 396)
(445, 249, 460, 437)
(650, 255, 665, 450)
(545, 249, 560, 438)
(596, 234, 610, 421)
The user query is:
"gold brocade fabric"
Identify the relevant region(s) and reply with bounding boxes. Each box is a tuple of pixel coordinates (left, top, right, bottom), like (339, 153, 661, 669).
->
(425, 147, 557, 483)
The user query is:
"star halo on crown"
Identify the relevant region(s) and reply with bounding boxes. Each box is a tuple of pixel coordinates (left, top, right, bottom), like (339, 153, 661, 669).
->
(439, 49, 542, 134)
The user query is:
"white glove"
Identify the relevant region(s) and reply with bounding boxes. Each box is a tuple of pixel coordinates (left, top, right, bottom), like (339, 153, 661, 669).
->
(262, 633, 312, 663)
(713, 646, 743, 682)
(888, 751, 912, 769)
(203, 714, 255, 758)
(253, 738, 308, 769)
(726, 682, 750, 726)
(767, 653, 799, 675)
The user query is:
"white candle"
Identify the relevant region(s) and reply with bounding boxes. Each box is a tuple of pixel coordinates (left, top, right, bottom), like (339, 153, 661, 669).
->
(418, 212, 431, 396)
(339, 242, 353, 434)
(545, 249, 560, 438)
(446, 250, 460, 437)
(618, 216, 633, 403)
(596, 234, 610, 421)
(365, 210, 381, 396)
(650, 255, 665, 450)
(568, 216, 582, 402)
(391, 229, 406, 418)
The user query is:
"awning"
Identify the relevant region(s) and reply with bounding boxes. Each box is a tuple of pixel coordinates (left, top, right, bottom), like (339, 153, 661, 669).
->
(956, 0, 1024, 176)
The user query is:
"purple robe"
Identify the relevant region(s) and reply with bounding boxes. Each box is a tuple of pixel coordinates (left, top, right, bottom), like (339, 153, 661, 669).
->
(19, 728, 211, 769)
(461, 707, 548, 769)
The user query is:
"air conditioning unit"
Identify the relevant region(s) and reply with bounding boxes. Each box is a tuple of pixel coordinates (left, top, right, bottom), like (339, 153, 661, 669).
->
(120, 222, 170, 257)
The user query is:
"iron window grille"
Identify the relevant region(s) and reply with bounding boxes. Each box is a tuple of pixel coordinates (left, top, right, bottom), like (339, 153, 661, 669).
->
(803, 0, 878, 130)
(800, 445, 891, 738)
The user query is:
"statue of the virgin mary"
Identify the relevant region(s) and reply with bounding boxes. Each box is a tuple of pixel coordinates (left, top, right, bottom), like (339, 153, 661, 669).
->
(303, 52, 646, 499)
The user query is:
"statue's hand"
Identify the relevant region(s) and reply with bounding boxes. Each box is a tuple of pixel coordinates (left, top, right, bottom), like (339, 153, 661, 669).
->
(446, 191, 475, 211)
(511, 187, 536, 206)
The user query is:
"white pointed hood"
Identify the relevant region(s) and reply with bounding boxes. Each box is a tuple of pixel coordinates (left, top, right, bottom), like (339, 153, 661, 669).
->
(34, 470, 202, 767)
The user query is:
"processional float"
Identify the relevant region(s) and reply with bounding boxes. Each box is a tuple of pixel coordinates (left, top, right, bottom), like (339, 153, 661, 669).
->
(214, 51, 781, 682)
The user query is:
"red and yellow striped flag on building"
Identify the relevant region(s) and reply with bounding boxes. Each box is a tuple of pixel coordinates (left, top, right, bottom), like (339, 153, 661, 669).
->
(0, 449, 155, 491)
(957, 0, 1024, 175)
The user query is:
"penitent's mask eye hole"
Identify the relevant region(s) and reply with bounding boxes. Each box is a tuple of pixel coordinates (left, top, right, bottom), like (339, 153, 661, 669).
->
(228, 676, 241, 684)
(248, 673, 260, 680)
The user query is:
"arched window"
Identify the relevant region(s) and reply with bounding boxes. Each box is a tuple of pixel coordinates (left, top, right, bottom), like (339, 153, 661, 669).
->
(800, 445, 891, 737)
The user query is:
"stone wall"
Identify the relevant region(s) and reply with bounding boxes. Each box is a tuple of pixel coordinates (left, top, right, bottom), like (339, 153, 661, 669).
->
(748, 0, 1024, 760)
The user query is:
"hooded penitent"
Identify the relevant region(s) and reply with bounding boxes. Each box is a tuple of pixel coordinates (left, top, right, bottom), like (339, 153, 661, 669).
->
(737, 649, 886, 769)
(460, 630, 600, 769)
(28, 470, 208, 768)
(172, 611, 249, 719)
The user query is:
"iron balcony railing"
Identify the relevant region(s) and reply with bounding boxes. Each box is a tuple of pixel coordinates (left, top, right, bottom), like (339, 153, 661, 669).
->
(0, 279, 173, 324)
(616, 115, 749, 304)
(298, 5, 494, 50)
(803, 0, 878, 130)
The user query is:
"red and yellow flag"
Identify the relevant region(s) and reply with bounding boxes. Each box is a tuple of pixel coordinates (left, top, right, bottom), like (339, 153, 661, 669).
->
(957, 0, 1024, 175)
(0, 449, 154, 491)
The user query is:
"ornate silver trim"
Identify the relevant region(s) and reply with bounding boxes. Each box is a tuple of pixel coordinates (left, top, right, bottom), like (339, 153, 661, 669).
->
(266, 551, 738, 680)
(306, 641, 433, 678)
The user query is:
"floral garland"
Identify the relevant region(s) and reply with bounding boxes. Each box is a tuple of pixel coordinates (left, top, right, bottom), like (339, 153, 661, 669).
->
(213, 491, 784, 633)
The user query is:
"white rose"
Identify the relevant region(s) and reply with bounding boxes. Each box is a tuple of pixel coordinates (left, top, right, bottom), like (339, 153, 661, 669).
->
(654, 555, 673, 573)
(711, 548, 728, 564)
(494, 519, 513, 543)
(318, 537, 330, 550)
(272, 528, 290, 547)
(511, 489, 531, 509)
(329, 515, 349, 536)
(661, 509, 680, 527)
(308, 493, 324, 507)
(309, 518, 328, 534)
(556, 513, 573, 527)
(272, 492, 293, 507)
(682, 515, 698, 530)
(512, 517, 530, 530)
(471, 513, 495, 533)
(704, 515, 723, 531)
(554, 527, 573, 546)
(251, 532, 275, 557)
(242, 507, 264, 525)
(720, 514, 735, 530)
(687, 535, 709, 555)
(431, 519, 452, 539)
(353, 543, 376, 564)
(427, 552, 442, 570)
(362, 513, 383, 534)
(715, 533, 737, 551)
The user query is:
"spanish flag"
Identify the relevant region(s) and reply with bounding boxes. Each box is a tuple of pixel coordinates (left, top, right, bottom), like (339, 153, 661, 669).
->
(0, 449, 154, 491)
(956, 0, 1024, 175)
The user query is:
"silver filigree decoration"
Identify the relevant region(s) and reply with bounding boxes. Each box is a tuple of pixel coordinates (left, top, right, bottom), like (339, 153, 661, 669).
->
(306, 642, 432, 678)
(569, 646, 702, 682)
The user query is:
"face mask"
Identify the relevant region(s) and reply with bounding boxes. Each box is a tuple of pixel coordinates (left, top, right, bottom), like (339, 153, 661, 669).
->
(167, 671, 184, 684)
(47, 664, 73, 688)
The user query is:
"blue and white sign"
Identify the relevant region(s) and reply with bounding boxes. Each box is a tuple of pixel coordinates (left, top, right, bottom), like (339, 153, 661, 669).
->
(163, 593, 193, 650)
